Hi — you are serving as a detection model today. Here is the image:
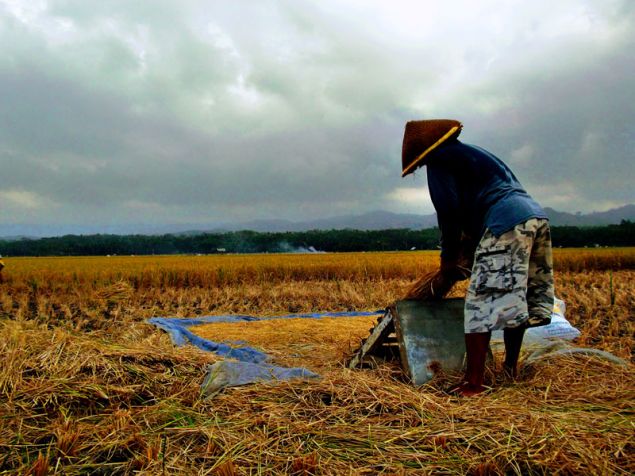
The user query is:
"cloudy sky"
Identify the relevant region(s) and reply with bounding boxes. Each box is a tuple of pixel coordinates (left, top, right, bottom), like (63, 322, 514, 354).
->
(1, 0, 633, 235)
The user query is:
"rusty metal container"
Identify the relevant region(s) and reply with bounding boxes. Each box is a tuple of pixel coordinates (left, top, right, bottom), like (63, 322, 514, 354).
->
(393, 298, 466, 385)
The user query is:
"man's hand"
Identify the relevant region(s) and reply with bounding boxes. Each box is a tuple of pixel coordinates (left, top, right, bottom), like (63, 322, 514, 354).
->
(441, 258, 471, 281)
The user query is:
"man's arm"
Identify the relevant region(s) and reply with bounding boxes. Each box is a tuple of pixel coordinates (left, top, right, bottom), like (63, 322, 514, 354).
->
(426, 162, 463, 270)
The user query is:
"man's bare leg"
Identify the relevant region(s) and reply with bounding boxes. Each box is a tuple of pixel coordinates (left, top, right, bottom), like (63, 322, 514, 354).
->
(503, 326, 526, 379)
(448, 331, 491, 397)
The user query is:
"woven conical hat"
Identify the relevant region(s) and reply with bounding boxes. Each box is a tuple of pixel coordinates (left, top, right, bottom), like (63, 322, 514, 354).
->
(401, 119, 462, 177)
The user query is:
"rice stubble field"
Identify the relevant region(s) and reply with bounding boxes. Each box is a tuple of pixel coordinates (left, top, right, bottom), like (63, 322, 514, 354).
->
(0, 249, 634, 474)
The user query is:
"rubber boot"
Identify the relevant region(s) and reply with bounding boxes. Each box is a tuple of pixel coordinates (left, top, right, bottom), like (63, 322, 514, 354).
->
(503, 326, 526, 380)
(448, 332, 491, 397)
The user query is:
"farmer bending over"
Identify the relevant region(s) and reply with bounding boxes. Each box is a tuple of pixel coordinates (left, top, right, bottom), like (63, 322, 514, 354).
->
(401, 119, 554, 397)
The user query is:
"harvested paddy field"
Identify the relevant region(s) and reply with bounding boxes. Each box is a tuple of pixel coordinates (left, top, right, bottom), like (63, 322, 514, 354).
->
(0, 250, 634, 474)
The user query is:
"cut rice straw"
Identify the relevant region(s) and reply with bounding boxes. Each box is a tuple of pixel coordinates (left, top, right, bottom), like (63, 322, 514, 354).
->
(0, 255, 633, 474)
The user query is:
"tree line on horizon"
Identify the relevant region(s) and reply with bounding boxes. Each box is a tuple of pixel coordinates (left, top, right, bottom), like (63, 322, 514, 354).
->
(0, 221, 633, 257)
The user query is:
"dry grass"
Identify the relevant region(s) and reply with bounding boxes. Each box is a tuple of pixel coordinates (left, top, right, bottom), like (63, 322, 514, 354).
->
(0, 249, 634, 474)
(193, 315, 381, 371)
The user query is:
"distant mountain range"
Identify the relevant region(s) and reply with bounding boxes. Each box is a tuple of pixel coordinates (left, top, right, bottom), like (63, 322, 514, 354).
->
(542, 205, 635, 227)
(2, 205, 634, 239)
(212, 205, 635, 233)
(211, 210, 440, 233)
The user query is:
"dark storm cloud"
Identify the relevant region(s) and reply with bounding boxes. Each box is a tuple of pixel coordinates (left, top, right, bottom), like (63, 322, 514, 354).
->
(0, 0, 633, 232)
(450, 18, 635, 210)
(0, 64, 404, 216)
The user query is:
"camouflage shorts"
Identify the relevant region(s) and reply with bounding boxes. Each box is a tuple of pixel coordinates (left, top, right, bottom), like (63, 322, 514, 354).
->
(464, 218, 554, 333)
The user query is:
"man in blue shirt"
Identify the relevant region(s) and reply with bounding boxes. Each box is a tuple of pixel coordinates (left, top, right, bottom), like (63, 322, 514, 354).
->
(402, 119, 554, 397)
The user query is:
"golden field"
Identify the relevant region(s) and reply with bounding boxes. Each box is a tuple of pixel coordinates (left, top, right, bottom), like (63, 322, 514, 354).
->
(0, 249, 634, 474)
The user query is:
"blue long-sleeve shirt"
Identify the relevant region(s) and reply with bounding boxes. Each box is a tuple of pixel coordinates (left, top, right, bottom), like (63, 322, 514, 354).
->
(426, 140, 547, 260)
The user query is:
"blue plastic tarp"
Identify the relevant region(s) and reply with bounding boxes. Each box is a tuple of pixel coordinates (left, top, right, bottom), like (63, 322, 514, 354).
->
(147, 310, 383, 394)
